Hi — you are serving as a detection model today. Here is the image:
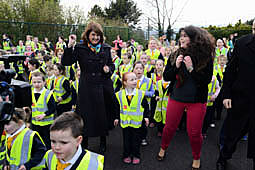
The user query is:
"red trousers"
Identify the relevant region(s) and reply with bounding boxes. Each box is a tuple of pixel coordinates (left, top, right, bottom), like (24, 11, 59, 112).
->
(161, 98, 207, 160)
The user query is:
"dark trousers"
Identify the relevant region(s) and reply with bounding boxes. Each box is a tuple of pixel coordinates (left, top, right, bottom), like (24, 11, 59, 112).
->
(122, 127, 142, 158)
(220, 108, 255, 160)
(202, 105, 216, 134)
(81, 136, 106, 149)
(157, 122, 165, 133)
(149, 96, 157, 123)
(215, 91, 223, 120)
(56, 102, 72, 117)
(32, 124, 51, 150)
(141, 120, 147, 140)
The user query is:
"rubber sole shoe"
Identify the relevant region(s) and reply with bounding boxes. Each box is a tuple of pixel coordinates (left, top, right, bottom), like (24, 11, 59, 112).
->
(132, 157, 140, 165)
(141, 139, 148, 146)
(123, 157, 131, 164)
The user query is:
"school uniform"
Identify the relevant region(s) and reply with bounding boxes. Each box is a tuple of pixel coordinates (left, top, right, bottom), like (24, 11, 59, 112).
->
(116, 89, 149, 159)
(53, 75, 72, 116)
(5, 124, 46, 170)
(31, 87, 56, 149)
(71, 79, 79, 109)
(136, 75, 155, 142)
(44, 145, 104, 170)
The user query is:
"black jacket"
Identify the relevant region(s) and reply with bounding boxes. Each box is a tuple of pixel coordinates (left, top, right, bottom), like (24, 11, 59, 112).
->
(163, 54, 213, 103)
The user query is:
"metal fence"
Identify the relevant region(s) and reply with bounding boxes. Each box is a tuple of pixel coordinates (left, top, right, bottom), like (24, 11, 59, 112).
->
(0, 21, 138, 46)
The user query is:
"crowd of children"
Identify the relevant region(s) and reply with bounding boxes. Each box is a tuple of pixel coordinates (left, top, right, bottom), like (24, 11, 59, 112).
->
(0, 31, 232, 169)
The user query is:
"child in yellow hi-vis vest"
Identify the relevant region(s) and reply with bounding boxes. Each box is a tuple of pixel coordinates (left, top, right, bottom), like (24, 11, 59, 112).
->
(0, 130, 6, 170)
(4, 108, 46, 170)
(133, 61, 155, 146)
(31, 72, 56, 150)
(114, 72, 149, 165)
(28, 59, 41, 84)
(46, 64, 55, 90)
(44, 112, 104, 170)
(71, 67, 80, 111)
(118, 53, 132, 78)
(53, 63, 72, 116)
(202, 75, 220, 138)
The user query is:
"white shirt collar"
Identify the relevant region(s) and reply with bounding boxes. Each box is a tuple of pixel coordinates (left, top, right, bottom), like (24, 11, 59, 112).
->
(34, 87, 45, 94)
(7, 124, 26, 138)
(125, 88, 136, 96)
(138, 75, 144, 82)
(60, 145, 83, 170)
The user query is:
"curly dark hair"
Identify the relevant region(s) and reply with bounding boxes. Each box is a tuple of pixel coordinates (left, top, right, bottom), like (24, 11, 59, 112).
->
(170, 26, 215, 85)
(81, 21, 104, 45)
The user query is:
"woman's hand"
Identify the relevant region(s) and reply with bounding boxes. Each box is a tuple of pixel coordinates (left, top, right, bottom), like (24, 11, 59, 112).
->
(183, 56, 193, 72)
(114, 119, 119, 126)
(176, 55, 184, 68)
(68, 34, 77, 48)
(103, 65, 110, 73)
(223, 99, 232, 109)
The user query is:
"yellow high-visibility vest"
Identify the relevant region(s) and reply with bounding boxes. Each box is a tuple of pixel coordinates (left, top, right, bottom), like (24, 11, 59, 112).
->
(154, 80, 169, 124)
(45, 149, 104, 170)
(207, 79, 217, 106)
(116, 89, 145, 128)
(32, 88, 54, 126)
(53, 76, 72, 104)
(5, 128, 45, 170)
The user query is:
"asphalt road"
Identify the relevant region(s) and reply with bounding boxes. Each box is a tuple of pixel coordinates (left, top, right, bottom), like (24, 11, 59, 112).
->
(87, 111, 253, 170)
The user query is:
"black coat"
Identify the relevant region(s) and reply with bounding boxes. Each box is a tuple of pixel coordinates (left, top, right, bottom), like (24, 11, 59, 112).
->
(222, 34, 255, 158)
(62, 43, 118, 137)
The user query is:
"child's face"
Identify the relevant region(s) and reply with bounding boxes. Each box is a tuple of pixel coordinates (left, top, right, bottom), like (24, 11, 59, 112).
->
(216, 39, 223, 48)
(124, 73, 137, 89)
(28, 63, 35, 71)
(4, 120, 20, 135)
(50, 128, 82, 162)
(122, 55, 130, 65)
(57, 52, 63, 59)
(26, 46, 32, 51)
(140, 55, 148, 65)
(32, 76, 45, 90)
(165, 48, 171, 56)
(19, 40, 23, 46)
(47, 69, 54, 77)
(54, 65, 61, 76)
(111, 50, 116, 58)
(133, 63, 144, 78)
(155, 60, 164, 71)
(122, 42, 127, 48)
(149, 40, 157, 50)
(76, 69, 81, 79)
(218, 57, 227, 66)
(0, 64, 5, 71)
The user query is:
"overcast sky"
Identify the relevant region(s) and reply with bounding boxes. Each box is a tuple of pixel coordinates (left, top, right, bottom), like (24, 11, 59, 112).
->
(60, 0, 255, 29)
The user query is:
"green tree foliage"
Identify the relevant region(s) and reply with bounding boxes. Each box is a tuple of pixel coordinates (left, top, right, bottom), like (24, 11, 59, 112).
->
(204, 20, 252, 40)
(104, 0, 142, 28)
(88, 5, 105, 18)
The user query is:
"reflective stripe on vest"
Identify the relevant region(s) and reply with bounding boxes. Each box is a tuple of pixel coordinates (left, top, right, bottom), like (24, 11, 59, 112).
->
(54, 76, 72, 104)
(116, 89, 144, 128)
(32, 89, 54, 125)
(72, 80, 79, 94)
(111, 74, 118, 90)
(46, 149, 104, 170)
(6, 128, 33, 169)
(154, 80, 169, 124)
(207, 79, 216, 106)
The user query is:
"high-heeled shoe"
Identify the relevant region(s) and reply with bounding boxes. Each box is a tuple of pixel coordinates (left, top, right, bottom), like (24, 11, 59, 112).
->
(156, 149, 165, 161)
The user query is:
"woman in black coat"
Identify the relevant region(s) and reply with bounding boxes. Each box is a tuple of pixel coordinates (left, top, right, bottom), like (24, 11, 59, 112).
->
(62, 21, 118, 154)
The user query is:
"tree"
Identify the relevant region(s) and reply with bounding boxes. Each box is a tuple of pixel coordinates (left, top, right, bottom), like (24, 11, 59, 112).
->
(88, 5, 105, 18)
(146, 0, 189, 38)
(104, 0, 142, 28)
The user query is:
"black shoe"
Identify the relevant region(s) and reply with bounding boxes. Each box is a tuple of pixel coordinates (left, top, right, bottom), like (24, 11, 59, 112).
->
(216, 159, 227, 170)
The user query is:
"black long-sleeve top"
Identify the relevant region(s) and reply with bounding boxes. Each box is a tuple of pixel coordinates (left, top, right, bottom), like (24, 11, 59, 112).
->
(163, 55, 213, 103)
(60, 79, 71, 101)
(34, 93, 56, 116)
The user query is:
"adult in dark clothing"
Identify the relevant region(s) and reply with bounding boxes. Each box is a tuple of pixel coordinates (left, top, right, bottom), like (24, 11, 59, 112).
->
(62, 21, 118, 154)
(216, 20, 255, 170)
(157, 26, 215, 170)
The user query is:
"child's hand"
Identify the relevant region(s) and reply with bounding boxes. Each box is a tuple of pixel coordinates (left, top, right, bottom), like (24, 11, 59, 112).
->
(210, 95, 216, 101)
(4, 165, 10, 170)
(103, 65, 110, 73)
(57, 97, 63, 102)
(114, 119, 119, 126)
(155, 96, 160, 101)
(35, 114, 46, 121)
(18, 165, 26, 170)
(144, 118, 149, 127)
(68, 34, 76, 48)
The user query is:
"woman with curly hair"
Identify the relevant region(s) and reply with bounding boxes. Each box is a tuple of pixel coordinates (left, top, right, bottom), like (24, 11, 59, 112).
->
(156, 26, 215, 170)
(61, 21, 119, 155)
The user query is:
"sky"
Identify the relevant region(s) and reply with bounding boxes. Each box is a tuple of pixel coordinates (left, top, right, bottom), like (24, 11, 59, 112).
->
(60, 0, 255, 30)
